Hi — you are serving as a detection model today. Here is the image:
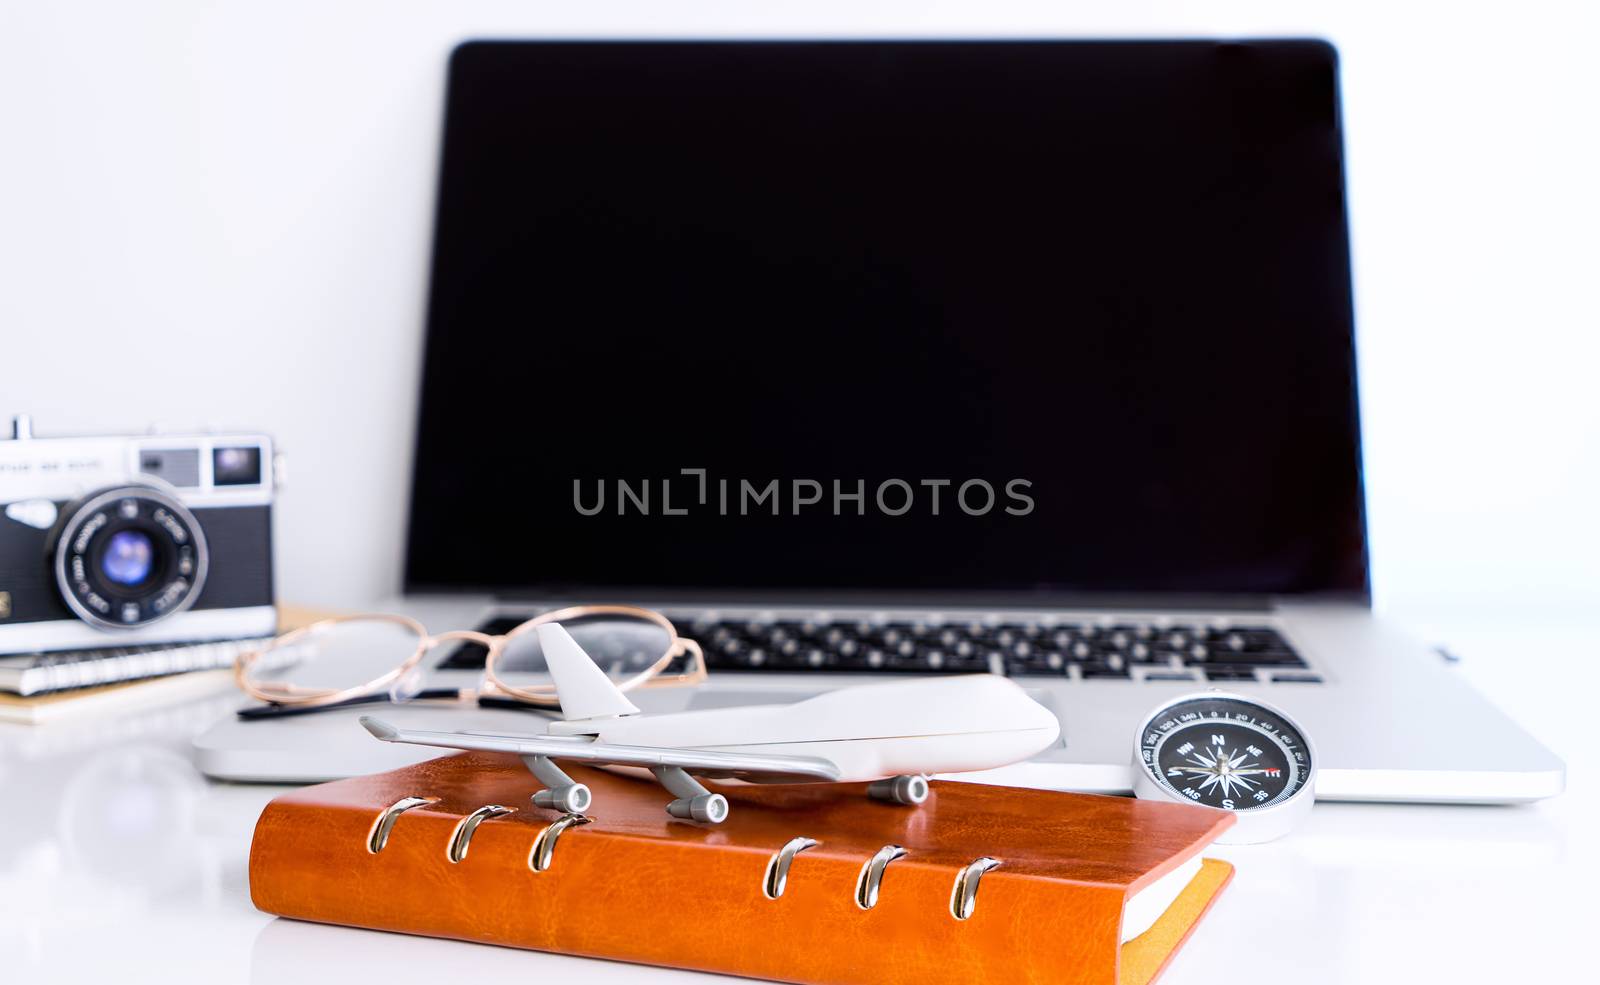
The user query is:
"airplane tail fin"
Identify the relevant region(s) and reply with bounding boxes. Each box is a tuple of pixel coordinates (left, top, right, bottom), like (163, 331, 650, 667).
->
(537, 622, 641, 721)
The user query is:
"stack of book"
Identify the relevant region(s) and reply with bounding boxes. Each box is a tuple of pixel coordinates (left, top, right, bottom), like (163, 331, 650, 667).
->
(0, 637, 270, 724)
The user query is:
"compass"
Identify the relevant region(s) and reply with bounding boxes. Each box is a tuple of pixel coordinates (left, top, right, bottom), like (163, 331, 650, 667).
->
(1131, 690, 1317, 844)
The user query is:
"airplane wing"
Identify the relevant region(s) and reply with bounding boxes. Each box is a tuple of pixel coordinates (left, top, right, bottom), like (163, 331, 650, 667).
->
(360, 716, 841, 784)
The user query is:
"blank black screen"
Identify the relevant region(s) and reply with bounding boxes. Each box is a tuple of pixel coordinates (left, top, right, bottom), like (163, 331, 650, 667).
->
(406, 40, 1367, 601)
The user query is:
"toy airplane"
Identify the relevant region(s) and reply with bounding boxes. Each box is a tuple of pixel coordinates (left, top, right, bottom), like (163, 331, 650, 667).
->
(360, 623, 1059, 823)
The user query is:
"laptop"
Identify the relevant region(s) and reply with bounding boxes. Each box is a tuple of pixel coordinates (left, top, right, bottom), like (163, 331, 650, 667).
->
(208, 39, 1564, 800)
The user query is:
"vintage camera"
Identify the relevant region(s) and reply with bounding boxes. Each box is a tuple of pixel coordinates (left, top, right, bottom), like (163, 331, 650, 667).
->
(0, 415, 278, 653)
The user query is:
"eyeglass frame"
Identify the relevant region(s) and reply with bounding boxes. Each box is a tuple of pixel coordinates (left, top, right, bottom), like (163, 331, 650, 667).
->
(233, 603, 707, 712)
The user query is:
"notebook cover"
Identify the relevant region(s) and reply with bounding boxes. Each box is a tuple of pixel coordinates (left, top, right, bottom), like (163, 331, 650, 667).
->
(250, 752, 1234, 985)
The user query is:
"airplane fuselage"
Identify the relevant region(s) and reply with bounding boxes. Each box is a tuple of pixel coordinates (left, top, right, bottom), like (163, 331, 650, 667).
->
(546, 674, 1060, 782)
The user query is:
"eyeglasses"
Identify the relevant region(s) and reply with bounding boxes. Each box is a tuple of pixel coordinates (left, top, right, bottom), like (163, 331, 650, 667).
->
(233, 604, 706, 720)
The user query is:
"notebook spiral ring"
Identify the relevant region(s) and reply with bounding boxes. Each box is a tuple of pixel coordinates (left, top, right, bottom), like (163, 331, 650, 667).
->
(365, 803, 998, 920)
(762, 837, 820, 899)
(949, 857, 1003, 920)
(529, 812, 592, 872)
(854, 845, 907, 910)
(366, 796, 438, 854)
(447, 805, 516, 863)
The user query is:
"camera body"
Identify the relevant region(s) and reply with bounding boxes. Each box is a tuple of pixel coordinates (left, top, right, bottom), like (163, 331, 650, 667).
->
(0, 416, 277, 653)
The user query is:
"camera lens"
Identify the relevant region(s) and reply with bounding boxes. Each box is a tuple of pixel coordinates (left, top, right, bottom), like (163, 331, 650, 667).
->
(101, 530, 155, 586)
(53, 485, 209, 630)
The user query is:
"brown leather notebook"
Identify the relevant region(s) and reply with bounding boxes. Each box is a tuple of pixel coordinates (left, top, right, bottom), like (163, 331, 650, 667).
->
(250, 752, 1234, 985)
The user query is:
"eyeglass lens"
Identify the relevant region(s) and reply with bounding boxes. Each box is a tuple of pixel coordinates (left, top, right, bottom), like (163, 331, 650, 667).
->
(245, 618, 423, 695)
(490, 613, 677, 690)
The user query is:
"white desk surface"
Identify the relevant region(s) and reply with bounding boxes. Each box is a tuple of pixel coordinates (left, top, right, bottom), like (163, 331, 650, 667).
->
(2, 621, 1592, 985)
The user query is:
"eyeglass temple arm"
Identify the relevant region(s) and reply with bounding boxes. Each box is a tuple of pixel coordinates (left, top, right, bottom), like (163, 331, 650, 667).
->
(234, 687, 467, 721)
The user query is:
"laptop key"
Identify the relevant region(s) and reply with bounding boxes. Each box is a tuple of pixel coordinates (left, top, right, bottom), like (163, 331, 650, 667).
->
(1196, 650, 1307, 667)
(877, 627, 908, 648)
(885, 653, 930, 672)
(1109, 624, 1156, 642)
(1006, 650, 1066, 675)
(1204, 667, 1260, 681)
(1128, 641, 1162, 663)
(801, 647, 832, 669)
(1079, 662, 1131, 679)
(1230, 627, 1293, 649)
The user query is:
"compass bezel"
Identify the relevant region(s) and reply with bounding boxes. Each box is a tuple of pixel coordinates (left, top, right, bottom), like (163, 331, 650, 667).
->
(1130, 689, 1318, 844)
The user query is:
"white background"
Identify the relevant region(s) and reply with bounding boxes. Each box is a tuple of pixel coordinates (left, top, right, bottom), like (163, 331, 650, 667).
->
(2, 1, 1596, 642)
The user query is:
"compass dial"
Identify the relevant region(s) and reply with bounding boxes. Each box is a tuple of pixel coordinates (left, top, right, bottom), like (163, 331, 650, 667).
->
(1138, 693, 1312, 812)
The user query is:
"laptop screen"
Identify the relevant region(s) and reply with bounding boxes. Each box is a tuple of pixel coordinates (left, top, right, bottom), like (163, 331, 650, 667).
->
(405, 40, 1367, 602)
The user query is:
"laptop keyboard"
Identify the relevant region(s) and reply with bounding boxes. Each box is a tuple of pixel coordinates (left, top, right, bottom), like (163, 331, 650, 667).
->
(439, 615, 1317, 684)
(682, 618, 1315, 684)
